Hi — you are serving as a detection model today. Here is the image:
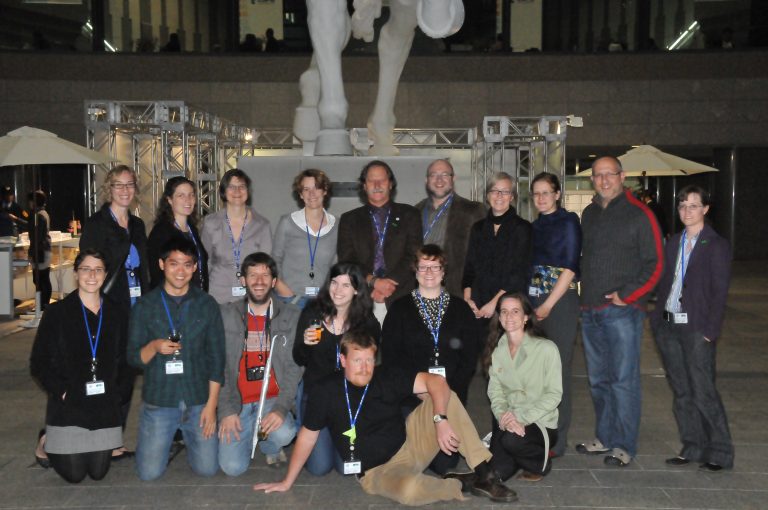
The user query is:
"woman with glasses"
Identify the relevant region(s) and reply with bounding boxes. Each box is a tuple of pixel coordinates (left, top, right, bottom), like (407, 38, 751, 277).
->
(30, 249, 132, 483)
(482, 293, 562, 482)
(201, 169, 272, 304)
(147, 177, 208, 291)
(380, 244, 479, 474)
(527, 172, 581, 458)
(272, 169, 337, 309)
(78, 164, 148, 461)
(462, 172, 531, 337)
(292, 262, 380, 475)
(650, 186, 734, 471)
(80, 165, 149, 311)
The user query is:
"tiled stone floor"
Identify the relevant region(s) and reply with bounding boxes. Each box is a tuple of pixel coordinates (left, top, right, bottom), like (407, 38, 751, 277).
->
(1, 261, 766, 509)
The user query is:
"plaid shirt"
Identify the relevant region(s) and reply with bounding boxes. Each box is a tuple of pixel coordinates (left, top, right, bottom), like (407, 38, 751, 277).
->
(128, 285, 225, 407)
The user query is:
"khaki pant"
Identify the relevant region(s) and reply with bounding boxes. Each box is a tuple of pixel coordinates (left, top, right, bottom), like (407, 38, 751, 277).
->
(359, 391, 492, 506)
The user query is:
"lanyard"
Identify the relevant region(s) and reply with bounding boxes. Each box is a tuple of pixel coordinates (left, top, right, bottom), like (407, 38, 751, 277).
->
(369, 207, 391, 256)
(81, 298, 104, 376)
(109, 208, 137, 274)
(330, 318, 341, 370)
(225, 210, 247, 276)
(344, 378, 369, 445)
(305, 210, 325, 278)
(679, 231, 698, 282)
(422, 194, 454, 241)
(415, 289, 445, 356)
(175, 221, 204, 287)
(160, 290, 185, 337)
(245, 303, 271, 365)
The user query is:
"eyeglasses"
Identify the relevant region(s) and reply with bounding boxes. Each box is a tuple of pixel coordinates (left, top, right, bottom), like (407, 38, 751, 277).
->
(592, 171, 622, 180)
(227, 184, 247, 192)
(416, 265, 443, 273)
(77, 267, 105, 275)
(678, 204, 704, 212)
(428, 172, 454, 180)
(532, 191, 556, 198)
(111, 182, 136, 190)
(488, 189, 513, 197)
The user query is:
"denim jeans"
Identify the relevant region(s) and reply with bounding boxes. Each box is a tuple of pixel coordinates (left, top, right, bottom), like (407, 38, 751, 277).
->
(654, 321, 734, 467)
(581, 305, 644, 457)
(136, 401, 219, 481)
(300, 392, 343, 476)
(218, 398, 297, 477)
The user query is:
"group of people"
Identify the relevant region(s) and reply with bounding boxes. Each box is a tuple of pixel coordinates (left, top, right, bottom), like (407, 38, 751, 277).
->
(28, 155, 734, 505)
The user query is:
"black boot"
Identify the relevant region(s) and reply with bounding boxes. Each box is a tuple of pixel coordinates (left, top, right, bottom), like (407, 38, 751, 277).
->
(470, 461, 518, 503)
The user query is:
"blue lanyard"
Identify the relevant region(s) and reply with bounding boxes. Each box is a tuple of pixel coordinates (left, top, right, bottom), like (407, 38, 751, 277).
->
(679, 231, 698, 282)
(225, 210, 247, 276)
(369, 207, 391, 255)
(80, 298, 104, 362)
(305, 211, 325, 276)
(109, 208, 137, 273)
(330, 319, 342, 369)
(247, 303, 271, 351)
(175, 221, 204, 287)
(422, 194, 454, 241)
(160, 290, 185, 337)
(415, 289, 445, 354)
(344, 378, 369, 438)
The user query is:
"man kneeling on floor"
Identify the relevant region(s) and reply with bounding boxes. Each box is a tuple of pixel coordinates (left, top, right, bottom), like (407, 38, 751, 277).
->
(254, 331, 517, 505)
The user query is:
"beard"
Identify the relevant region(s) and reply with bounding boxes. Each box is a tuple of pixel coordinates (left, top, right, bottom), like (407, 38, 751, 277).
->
(247, 287, 271, 305)
(426, 186, 453, 201)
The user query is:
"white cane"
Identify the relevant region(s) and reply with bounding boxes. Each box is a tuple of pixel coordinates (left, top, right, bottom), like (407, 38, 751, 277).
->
(251, 334, 277, 459)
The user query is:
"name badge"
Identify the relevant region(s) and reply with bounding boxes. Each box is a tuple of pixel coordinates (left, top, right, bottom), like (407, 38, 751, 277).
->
(673, 312, 688, 324)
(305, 286, 320, 296)
(85, 380, 105, 396)
(528, 286, 539, 297)
(165, 360, 184, 374)
(232, 286, 246, 297)
(343, 460, 362, 475)
(428, 365, 446, 378)
(129, 286, 142, 298)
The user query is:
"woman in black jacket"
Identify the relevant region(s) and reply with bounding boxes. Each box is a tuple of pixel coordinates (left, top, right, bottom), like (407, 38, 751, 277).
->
(146, 176, 208, 291)
(462, 172, 532, 339)
(30, 249, 131, 483)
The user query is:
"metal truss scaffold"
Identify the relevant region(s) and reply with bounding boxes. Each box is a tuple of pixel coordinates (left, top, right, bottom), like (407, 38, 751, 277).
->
(479, 116, 570, 221)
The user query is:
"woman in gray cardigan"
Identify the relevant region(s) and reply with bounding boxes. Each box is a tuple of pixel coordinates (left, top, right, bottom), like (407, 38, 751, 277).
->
(201, 169, 272, 304)
(273, 169, 338, 310)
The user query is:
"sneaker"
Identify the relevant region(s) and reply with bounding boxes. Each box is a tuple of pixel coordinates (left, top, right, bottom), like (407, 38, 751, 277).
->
(481, 431, 492, 449)
(576, 439, 611, 455)
(443, 471, 477, 493)
(665, 456, 690, 466)
(604, 448, 631, 467)
(471, 477, 518, 503)
(266, 448, 288, 467)
(699, 462, 724, 472)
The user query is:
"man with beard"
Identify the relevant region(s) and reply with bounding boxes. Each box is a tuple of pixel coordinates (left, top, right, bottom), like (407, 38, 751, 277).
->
(217, 252, 302, 473)
(337, 160, 422, 318)
(415, 159, 485, 297)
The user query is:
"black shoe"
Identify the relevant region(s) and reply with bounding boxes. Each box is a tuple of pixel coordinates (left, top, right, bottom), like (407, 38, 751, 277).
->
(443, 471, 477, 493)
(665, 456, 690, 466)
(699, 462, 724, 472)
(471, 477, 518, 503)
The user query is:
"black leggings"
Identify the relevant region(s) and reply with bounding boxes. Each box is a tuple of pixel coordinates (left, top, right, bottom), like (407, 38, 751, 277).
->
(32, 267, 52, 309)
(490, 415, 557, 481)
(48, 450, 112, 483)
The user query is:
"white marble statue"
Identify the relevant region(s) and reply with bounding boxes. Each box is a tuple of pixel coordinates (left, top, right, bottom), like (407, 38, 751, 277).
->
(293, 0, 465, 156)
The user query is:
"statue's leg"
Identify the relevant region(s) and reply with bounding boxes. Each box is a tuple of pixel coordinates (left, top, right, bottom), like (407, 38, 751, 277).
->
(293, 54, 321, 151)
(367, 0, 418, 156)
(307, 0, 353, 155)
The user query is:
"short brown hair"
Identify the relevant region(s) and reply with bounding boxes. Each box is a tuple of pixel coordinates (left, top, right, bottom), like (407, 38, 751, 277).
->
(412, 243, 446, 272)
(292, 168, 332, 207)
(339, 330, 378, 356)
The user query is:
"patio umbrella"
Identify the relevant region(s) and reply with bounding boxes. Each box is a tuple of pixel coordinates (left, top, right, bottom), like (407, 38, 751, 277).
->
(0, 126, 112, 167)
(576, 145, 718, 177)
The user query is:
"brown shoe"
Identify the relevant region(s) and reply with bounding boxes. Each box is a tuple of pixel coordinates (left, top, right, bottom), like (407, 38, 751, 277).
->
(443, 471, 477, 493)
(518, 471, 543, 482)
(471, 477, 518, 503)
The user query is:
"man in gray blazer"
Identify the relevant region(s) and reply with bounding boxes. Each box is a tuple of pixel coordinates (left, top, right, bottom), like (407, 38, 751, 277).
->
(415, 159, 485, 297)
(217, 252, 302, 475)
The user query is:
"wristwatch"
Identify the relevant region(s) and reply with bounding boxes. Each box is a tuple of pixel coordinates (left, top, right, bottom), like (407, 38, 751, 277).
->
(433, 414, 448, 424)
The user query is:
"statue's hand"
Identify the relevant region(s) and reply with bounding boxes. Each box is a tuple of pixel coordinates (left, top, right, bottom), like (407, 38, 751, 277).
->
(351, 0, 382, 42)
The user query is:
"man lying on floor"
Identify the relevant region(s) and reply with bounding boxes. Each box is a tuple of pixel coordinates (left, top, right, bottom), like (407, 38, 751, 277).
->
(254, 330, 517, 506)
